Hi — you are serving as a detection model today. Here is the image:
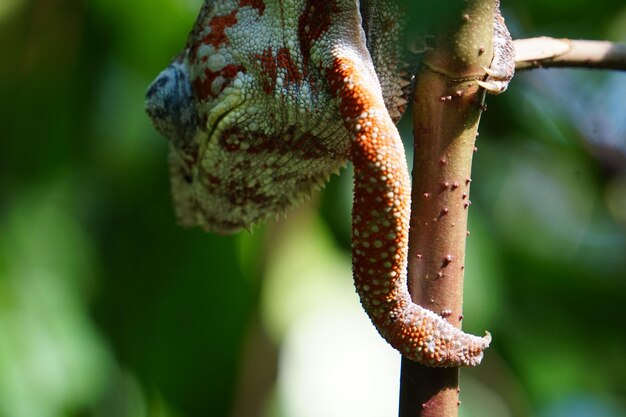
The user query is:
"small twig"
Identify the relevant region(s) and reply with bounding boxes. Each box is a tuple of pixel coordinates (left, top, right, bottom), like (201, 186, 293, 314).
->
(514, 37, 626, 71)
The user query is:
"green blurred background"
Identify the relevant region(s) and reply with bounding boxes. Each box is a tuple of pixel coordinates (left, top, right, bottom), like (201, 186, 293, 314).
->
(1, 1, 625, 416)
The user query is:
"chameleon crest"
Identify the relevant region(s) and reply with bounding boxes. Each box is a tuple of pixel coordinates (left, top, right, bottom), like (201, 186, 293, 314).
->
(147, 0, 512, 366)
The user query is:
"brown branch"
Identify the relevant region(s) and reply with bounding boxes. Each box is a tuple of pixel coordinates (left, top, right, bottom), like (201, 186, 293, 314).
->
(399, 1, 496, 416)
(398, 17, 624, 417)
(514, 37, 626, 71)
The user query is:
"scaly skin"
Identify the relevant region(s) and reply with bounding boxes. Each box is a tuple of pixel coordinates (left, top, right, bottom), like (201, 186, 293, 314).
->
(146, 0, 511, 367)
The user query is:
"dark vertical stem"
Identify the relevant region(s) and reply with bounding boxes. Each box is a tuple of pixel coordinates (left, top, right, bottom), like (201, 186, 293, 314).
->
(399, 0, 497, 416)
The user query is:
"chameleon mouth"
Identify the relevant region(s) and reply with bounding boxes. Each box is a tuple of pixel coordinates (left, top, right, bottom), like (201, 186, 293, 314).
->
(167, 101, 242, 193)
(194, 103, 243, 172)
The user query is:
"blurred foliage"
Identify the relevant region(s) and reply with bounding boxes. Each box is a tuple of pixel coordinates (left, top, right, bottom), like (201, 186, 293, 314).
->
(1, 0, 625, 416)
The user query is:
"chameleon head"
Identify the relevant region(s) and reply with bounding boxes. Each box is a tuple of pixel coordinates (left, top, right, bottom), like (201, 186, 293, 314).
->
(145, 53, 278, 235)
(144, 32, 351, 235)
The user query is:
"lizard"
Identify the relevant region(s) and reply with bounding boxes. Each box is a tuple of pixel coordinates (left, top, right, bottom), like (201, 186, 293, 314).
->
(145, 0, 513, 367)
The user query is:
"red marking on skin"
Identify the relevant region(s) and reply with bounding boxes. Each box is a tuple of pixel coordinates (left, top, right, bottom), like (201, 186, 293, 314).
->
(255, 47, 303, 94)
(204, 10, 238, 47)
(276, 48, 303, 84)
(206, 174, 221, 186)
(298, 0, 340, 68)
(239, 0, 265, 15)
(218, 126, 329, 159)
(326, 58, 369, 122)
(190, 10, 238, 60)
(192, 64, 244, 100)
(255, 48, 277, 94)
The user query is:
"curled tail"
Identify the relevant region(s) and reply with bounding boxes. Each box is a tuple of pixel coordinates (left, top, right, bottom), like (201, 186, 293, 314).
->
(326, 45, 490, 367)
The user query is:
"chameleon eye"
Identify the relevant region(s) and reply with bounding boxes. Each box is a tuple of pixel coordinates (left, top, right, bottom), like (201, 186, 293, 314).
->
(146, 60, 199, 150)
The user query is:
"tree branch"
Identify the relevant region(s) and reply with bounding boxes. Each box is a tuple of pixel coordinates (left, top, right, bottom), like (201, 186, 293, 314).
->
(398, 7, 625, 417)
(514, 37, 626, 71)
(399, 1, 497, 416)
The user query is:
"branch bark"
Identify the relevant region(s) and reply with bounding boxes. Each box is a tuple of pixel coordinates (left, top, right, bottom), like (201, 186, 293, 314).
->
(514, 37, 626, 71)
(398, 4, 625, 417)
(399, 1, 497, 416)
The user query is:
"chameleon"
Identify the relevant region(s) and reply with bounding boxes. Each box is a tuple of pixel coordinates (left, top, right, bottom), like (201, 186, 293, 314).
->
(146, 0, 513, 367)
